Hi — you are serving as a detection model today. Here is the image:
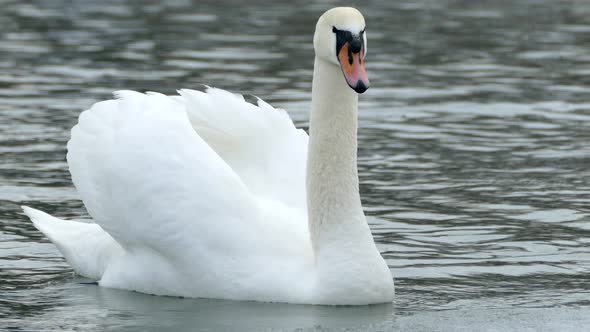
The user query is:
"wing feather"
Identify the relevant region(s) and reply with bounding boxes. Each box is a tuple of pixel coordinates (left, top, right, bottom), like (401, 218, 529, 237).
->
(180, 88, 308, 212)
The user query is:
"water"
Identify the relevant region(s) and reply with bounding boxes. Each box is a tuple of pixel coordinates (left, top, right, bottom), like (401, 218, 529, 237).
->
(1, 0, 590, 330)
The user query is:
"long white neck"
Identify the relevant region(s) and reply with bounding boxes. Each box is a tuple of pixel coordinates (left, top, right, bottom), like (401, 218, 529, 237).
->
(306, 57, 372, 253)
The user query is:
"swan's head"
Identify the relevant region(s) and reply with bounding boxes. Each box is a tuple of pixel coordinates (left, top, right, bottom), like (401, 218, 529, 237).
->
(314, 7, 368, 93)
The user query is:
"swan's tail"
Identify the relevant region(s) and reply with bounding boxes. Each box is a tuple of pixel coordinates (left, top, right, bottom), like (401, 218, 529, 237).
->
(22, 206, 123, 279)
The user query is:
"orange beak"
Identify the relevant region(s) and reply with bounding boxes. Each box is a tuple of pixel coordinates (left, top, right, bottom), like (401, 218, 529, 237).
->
(337, 42, 369, 93)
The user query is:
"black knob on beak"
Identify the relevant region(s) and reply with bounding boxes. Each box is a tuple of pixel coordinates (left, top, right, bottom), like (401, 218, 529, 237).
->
(350, 37, 362, 54)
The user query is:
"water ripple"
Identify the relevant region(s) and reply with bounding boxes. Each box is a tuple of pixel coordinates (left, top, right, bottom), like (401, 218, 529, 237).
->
(1, 0, 590, 329)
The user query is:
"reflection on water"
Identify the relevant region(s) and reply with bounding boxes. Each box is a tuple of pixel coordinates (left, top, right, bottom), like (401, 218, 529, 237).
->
(3, 280, 395, 331)
(1, 0, 590, 330)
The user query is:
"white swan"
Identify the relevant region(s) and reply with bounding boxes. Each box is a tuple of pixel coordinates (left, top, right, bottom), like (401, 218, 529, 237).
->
(22, 7, 394, 305)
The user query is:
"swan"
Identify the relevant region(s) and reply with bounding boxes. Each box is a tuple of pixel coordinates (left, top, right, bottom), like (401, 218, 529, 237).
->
(22, 7, 394, 305)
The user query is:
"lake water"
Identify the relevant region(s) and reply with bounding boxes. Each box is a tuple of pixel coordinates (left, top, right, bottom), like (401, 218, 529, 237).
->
(1, 0, 589, 331)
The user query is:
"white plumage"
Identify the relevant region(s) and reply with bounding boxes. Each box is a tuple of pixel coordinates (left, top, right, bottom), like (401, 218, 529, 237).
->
(23, 7, 395, 305)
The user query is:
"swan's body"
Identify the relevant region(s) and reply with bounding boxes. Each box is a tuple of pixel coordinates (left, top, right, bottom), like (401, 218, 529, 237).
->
(23, 7, 394, 305)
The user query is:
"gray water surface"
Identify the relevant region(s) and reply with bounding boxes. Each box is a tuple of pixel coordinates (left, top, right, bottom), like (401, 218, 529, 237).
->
(1, 0, 590, 331)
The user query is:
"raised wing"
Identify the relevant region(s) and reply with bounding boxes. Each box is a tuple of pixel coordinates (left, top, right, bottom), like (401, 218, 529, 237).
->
(66, 91, 269, 259)
(179, 88, 309, 213)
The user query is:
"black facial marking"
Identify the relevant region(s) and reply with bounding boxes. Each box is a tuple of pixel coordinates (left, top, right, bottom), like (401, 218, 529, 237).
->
(333, 26, 365, 59)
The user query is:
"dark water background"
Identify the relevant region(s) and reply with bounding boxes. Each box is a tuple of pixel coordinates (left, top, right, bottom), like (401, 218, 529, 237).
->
(1, 0, 589, 330)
